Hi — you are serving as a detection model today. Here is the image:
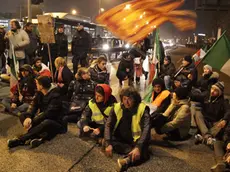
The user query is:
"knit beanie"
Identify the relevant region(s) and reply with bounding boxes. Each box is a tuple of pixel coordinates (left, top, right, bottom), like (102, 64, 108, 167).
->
(183, 55, 192, 64)
(212, 81, 224, 95)
(203, 65, 212, 72)
(174, 87, 189, 100)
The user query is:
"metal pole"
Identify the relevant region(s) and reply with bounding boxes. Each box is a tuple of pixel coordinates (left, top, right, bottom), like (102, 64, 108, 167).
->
(47, 43, 54, 82)
(98, 0, 101, 14)
(28, 0, 32, 22)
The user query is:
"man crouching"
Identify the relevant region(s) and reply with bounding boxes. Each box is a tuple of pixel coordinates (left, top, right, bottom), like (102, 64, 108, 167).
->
(104, 87, 150, 172)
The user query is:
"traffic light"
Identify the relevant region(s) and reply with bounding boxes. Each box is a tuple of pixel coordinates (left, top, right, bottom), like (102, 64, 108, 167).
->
(32, 0, 44, 5)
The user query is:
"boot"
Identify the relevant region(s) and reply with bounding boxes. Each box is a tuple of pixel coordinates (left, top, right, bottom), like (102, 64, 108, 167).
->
(194, 134, 204, 145)
(7, 138, 25, 148)
(30, 138, 43, 148)
(117, 157, 130, 172)
(210, 162, 226, 172)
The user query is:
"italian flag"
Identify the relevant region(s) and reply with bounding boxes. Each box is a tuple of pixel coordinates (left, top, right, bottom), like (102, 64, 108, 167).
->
(203, 31, 230, 77)
(193, 48, 206, 65)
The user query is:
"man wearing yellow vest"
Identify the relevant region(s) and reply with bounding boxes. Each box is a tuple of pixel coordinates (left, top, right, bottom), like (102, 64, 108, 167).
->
(77, 84, 116, 139)
(104, 87, 150, 172)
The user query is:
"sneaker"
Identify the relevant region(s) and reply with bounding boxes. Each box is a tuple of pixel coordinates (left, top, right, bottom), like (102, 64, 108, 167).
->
(206, 137, 216, 149)
(194, 134, 204, 145)
(7, 138, 24, 148)
(30, 138, 43, 148)
(117, 157, 130, 172)
(210, 162, 226, 172)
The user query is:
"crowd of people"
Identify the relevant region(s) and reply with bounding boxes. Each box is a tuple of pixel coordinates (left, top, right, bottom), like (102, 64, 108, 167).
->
(0, 19, 230, 172)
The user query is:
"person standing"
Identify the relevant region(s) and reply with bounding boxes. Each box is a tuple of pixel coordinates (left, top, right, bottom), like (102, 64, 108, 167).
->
(55, 25, 68, 60)
(24, 22, 38, 65)
(71, 24, 92, 74)
(0, 25, 6, 73)
(5, 19, 30, 67)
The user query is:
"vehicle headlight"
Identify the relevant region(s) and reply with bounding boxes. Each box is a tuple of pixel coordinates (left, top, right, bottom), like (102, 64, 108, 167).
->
(103, 44, 110, 50)
(125, 44, 130, 49)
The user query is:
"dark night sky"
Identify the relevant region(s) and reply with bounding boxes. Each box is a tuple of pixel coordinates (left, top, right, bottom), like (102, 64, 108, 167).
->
(0, 0, 220, 38)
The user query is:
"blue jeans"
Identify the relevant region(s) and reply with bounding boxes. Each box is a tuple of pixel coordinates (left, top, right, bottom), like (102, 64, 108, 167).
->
(164, 75, 171, 90)
(2, 97, 29, 116)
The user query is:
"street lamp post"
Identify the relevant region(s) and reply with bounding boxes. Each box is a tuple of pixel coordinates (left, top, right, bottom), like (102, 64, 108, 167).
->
(98, 0, 101, 14)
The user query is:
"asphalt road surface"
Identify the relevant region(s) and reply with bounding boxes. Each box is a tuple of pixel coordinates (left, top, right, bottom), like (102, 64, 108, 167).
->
(0, 47, 225, 172)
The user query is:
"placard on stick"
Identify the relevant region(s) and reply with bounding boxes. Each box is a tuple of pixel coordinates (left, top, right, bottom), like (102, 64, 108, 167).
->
(37, 15, 55, 44)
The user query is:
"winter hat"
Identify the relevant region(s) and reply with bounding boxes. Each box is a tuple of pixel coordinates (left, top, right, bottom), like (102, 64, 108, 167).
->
(95, 84, 112, 104)
(164, 56, 171, 62)
(203, 65, 212, 72)
(36, 76, 52, 89)
(20, 64, 33, 73)
(212, 81, 224, 95)
(152, 78, 165, 90)
(174, 87, 189, 100)
(183, 55, 193, 64)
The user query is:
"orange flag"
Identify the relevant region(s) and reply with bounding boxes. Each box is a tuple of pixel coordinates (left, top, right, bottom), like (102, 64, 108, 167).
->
(96, 0, 197, 43)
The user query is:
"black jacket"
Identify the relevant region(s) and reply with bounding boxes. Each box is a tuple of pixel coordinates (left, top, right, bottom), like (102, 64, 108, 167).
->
(89, 64, 109, 84)
(0, 30, 6, 54)
(116, 56, 134, 80)
(190, 72, 219, 103)
(175, 62, 198, 86)
(159, 62, 176, 78)
(54, 65, 73, 97)
(104, 105, 150, 150)
(80, 95, 117, 132)
(203, 96, 230, 123)
(26, 86, 63, 126)
(55, 33, 68, 57)
(71, 29, 92, 56)
(25, 31, 38, 56)
(68, 79, 95, 103)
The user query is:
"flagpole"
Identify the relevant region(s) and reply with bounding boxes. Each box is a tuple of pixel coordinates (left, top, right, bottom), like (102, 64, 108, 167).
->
(11, 44, 21, 95)
(47, 43, 54, 82)
(196, 30, 227, 68)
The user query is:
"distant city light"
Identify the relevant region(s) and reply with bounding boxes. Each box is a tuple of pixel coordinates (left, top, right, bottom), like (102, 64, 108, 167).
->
(72, 9, 77, 15)
(198, 33, 206, 36)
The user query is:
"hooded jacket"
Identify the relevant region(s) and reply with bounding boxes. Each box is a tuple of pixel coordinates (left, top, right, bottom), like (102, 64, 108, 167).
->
(89, 64, 109, 84)
(116, 55, 134, 80)
(79, 84, 117, 132)
(159, 60, 176, 78)
(26, 85, 63, 126)
(160, 99, 191, 139)
(67, 78, 95, 104)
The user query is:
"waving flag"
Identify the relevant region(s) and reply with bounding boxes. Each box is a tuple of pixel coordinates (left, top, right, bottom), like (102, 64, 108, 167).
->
(96, 0, 197, 43)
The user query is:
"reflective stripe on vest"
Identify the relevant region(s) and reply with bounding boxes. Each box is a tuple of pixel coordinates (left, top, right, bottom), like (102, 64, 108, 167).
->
(88, 100, 113, 125)
(113, 102, 146, 142)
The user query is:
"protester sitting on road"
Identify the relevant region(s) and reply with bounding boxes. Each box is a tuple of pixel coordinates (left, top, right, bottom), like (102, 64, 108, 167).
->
(54, 57, 73, 100)
(189, 65, 219, 130)
(116, 52, 134, 86)
(89, 55, 110, 85)
(194, 82, 230, 147)
(77, 84, 116, 141)
(104, 87, 150, 172)
(7, 76, 65, 149)
(62, 67, 95, 123)
(209, 122, 230, 172)
(174, 55, 198, 87)
(152, 87, 191, 140)
(32, 57, 51, 78)
(158, 56, 176, 90)
(1, 64, 36, 116)
(148, 78, 171, 118)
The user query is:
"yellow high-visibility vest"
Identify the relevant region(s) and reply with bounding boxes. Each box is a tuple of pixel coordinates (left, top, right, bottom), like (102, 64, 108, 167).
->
(113, 102, 146, 142)
(88, 100, 113, 125)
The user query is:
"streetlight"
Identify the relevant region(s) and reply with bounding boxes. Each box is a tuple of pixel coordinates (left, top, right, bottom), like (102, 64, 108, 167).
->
(100, 8, 105, 13)
(72, 9, 77, 15)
